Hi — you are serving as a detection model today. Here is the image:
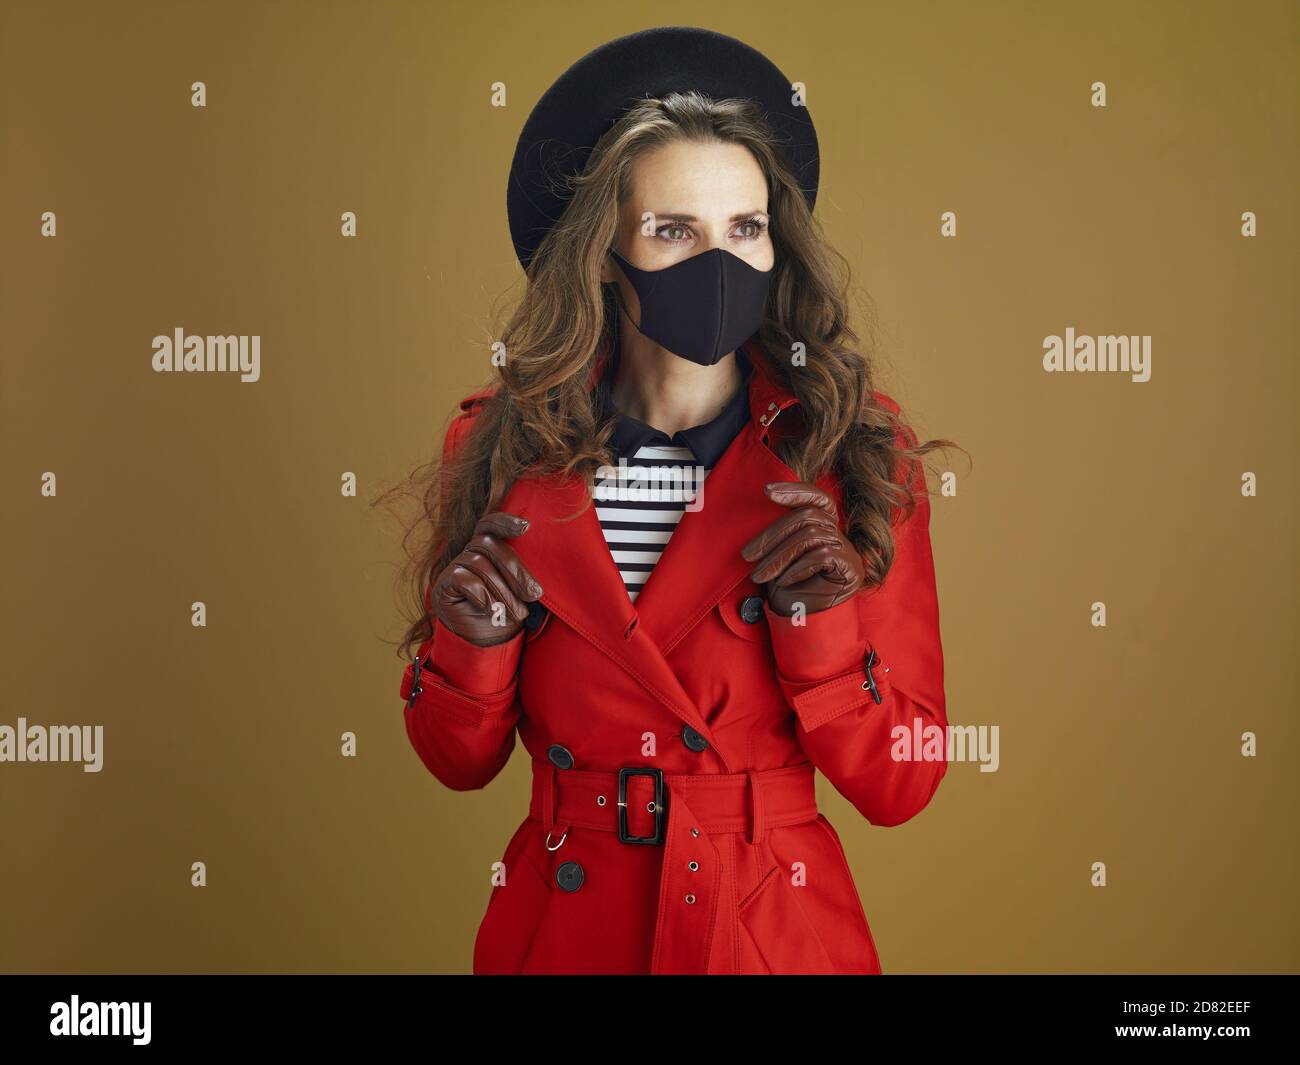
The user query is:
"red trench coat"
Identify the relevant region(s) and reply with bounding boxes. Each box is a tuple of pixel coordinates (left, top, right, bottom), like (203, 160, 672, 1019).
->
(399, 338, 947, 975)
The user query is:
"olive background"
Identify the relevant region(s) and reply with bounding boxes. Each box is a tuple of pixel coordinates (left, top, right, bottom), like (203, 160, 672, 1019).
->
(1, 0, 1296, 973)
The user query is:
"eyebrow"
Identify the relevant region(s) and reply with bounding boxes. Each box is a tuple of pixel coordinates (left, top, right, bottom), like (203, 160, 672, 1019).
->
(650, 210, 768, 222)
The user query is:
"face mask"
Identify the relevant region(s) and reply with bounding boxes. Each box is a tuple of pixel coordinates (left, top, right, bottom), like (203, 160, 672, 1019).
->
(607, 246, 772, 366)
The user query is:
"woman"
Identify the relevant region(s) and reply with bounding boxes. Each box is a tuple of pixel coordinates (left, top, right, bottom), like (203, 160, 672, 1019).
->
(383, 27, 959, 974)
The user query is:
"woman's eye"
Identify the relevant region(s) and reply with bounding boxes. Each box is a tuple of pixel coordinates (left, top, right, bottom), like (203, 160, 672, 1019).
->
(657, 224, 691, 243)
(653, 219, 767, 244)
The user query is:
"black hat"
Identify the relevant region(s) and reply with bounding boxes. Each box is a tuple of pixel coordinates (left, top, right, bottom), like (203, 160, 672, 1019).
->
(506, 26, 819, 270)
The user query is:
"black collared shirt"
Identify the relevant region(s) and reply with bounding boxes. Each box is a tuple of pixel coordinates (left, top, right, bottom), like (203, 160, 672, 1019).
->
(593, 341, 753, 602)
(596, 339, 754, 465)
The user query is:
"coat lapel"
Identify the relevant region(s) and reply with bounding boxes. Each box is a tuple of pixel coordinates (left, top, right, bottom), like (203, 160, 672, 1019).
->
(496, 468, 728, 755)
(632, 339, 807, 655)
(492, 339, 807, 771)
(630, 422, 795, 654)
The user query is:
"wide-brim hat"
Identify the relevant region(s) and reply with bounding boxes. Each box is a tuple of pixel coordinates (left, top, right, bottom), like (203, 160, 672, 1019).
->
(506, 25, 819, 270)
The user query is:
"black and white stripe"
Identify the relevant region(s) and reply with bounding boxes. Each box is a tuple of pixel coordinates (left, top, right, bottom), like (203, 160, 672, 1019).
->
(594, 444, 709, 602)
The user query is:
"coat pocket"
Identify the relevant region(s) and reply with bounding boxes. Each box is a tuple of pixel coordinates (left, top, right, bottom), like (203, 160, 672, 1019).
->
(472, 823, 552, 975)
(737, 861, 838, 975)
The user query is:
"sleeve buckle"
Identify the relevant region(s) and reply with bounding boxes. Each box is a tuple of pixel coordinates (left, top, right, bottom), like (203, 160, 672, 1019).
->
(861, 645, 882, 705)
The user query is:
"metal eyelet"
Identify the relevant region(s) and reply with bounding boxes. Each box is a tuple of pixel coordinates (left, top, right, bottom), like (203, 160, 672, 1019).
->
(688, 861, 699, 872)
(596, 795, 606, 806)
(684, 894, 696, 905)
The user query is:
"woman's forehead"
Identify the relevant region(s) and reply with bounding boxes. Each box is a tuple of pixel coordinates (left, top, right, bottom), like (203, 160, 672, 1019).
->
(624, 141, 768, 216)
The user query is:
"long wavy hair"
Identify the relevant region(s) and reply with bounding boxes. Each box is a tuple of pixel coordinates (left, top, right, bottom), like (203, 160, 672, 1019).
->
(375, 90, 964, 661)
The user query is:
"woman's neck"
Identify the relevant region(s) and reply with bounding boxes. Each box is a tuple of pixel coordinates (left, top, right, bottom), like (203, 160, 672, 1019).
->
(609, 328, 744, 435)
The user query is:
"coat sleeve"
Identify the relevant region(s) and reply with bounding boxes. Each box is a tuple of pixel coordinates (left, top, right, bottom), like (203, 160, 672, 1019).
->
(400, 622, 524, 792)
(762, 416, 948, 827)
(399, 394, 525, 792)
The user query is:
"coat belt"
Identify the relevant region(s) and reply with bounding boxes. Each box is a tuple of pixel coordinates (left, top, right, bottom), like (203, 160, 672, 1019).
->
(528, 759, 820, 974)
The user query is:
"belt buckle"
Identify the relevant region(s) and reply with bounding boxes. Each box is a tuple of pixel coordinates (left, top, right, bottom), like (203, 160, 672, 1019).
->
(617, 767, 666, 845)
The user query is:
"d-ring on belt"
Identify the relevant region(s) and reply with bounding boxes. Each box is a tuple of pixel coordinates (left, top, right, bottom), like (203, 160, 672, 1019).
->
(528, 758, 820, 974)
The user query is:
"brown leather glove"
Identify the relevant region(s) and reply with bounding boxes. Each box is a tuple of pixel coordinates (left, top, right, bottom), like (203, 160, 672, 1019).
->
(740, 482, 865, 617)
(431, 512, 544, 647)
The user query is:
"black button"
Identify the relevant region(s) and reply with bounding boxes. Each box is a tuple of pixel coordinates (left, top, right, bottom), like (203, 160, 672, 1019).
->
(555, 861, 585, 892)
(681, 726, 710, 753)
(522, 601, 549, 632)
(547, 744, 574, 770)
(739, 595, 765, 624)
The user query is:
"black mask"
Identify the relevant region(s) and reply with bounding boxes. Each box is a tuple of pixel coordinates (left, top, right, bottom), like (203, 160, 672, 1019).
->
(607, 246, 772, 366)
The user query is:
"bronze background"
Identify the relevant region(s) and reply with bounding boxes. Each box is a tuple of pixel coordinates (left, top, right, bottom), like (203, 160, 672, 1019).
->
(2, 0, 1296, 973)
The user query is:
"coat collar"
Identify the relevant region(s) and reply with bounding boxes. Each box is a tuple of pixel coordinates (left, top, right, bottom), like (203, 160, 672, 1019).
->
(498, 337, 811, 771)
(583, 335, 801, 440)
(599, 351, 754, 469)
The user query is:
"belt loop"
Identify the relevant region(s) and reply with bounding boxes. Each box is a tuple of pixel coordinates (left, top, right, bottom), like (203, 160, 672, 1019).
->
(542, 762, 556, 836)
(747, 769, 766, 847)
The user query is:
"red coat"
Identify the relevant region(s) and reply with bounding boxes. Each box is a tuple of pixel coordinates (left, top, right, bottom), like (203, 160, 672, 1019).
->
(399, 338, 948, 974)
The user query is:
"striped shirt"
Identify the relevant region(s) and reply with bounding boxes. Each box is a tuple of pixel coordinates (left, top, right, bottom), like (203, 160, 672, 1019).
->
(594, 347, 754, 602)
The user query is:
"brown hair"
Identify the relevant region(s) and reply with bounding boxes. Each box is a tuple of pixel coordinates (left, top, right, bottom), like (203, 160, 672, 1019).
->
(374, 91, 965, 661)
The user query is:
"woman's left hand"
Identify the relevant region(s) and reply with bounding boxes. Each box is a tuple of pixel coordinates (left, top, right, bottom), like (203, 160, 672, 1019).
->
(740, 481, 865, 617)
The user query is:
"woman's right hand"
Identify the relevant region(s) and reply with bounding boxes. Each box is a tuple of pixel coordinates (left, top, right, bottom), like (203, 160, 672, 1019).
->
(430, 512, 544, 647)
